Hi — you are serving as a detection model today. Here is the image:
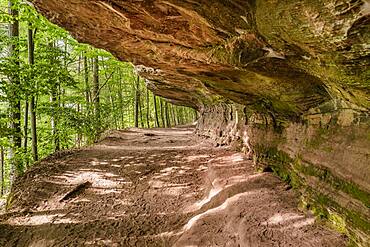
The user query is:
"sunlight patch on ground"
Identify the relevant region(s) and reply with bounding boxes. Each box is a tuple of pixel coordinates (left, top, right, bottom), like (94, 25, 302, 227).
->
(162, 185, 189, 196)
(196, 165, 208, 171)
(72, 198, 91, 203)
(224, 173, 264, 187)
(7, 213, 79, 226)
(29, 239, 55, 247)
(149, 177, 191, 195)
(185, 178, 223, 212)
(152, 166, 190, 180)
(185, 154, 210, 162)
(186, 174, 264, 213)
(207, 153, 245, 165)
(90, 161, 100, 166)
(55, 170, 123, 189)
(129, 128, 193, 136)
(292, 218, 315, 228)
(113, 199, 133, 206)
(262, 213, 305, 226)
(183, 191, 257, 231)
(91, 188, 124, 195)
(96, 144, 210, 151)
(194, 187, 222, 209)
(85, 239, 115, 246)
(161, 167, 178, 173)
(230, 153, 245, 162)
(149, 180, 165, 189)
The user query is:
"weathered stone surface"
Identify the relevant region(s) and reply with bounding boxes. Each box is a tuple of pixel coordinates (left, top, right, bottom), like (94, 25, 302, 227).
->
(197, 103, 370, 246)
(31, 0, 370, 245)
(32, 0, 369, 116)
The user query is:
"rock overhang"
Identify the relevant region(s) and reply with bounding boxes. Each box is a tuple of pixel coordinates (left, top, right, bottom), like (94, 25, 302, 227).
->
(31, 0, 369, 117)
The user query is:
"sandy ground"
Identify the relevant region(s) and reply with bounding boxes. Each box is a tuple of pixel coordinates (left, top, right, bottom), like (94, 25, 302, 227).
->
(0, 127, 346, 247)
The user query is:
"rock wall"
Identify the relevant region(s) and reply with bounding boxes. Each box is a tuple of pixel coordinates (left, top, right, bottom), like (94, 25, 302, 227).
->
(197, 101, 370, 246)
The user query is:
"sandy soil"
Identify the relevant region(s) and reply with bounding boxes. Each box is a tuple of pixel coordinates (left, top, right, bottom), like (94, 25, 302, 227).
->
(0, 127, 346, 247)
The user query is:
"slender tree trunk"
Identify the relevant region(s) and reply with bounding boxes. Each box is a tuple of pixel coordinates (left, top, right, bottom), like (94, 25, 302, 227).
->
(47, 42, 59, 152)
(179, 107, 184, 125)
(171, 105, 177, 126)
(78, 55, 81, 74)
(51, 92, 59, 151)
(30, 94, 37, 161)
(92, 57, 100, 134)
(159, 98, 165, 128)
(23, 100, 29, 166)
(139, 94, 144, 128)
(168, 103, 173, 127)
(8, 0, 22, 178)
(1, 146, 4, 196)
(153, 95, 159, 128)
(76, 56, 82, 147)
(84, 53, 90, 111)
(165, 101, 170, 128)
(29, 30, 38, 162)
(107, 83, 118, 129)
(134, 76, 140, 128)
(76, 103, 82, 147)
(118, 72, 125, 129)
(146, 87, 150, 128)
(176, 107, 181, 126)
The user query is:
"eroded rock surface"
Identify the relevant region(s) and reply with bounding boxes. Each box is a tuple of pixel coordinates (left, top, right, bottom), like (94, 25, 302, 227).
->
(31, 0, 370, 246)
(32, 0, 369, 115)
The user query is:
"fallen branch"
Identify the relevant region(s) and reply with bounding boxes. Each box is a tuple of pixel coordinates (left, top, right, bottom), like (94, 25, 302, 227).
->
(60, 181, 92, 202)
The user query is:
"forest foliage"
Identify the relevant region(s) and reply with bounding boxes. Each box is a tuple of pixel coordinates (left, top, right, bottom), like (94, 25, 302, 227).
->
(0, 0, 196, 196)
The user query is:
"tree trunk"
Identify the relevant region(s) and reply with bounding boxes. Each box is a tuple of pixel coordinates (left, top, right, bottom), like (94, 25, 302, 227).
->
(8, 0, 22, 178)
(92, 57, 100, 134)
(51, 91, 59, 151)
(176, 107, 181, 126)
(1, 146, 4, 196)
(134, 76, 140, 128)
(118, 72, 125, 129)
(47, 41, 59, 152)
(28, 28, 38, 162)
(146, 87, 150, 128)
(107, 82, 118, 129)
(84, 53, 90, 111)
(165, 101, 170, 128)
(171, 104, 178, 126)
(153, 95, 159, 128)
(159, 98, 165, 128)
(76, 103, 82, 147)
(23, 100, 29, 166)
(139, 93, 144, 128)
(179, 107, 184, 125)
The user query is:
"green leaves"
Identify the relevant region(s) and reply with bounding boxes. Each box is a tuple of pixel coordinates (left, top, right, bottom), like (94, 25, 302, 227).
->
(0, 0, 196, 194)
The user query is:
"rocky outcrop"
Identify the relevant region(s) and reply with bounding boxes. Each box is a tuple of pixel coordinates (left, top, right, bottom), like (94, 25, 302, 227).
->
(197, 103, 370, 246)
(31, 0, 369, 245)
(32, 0, 369, 115)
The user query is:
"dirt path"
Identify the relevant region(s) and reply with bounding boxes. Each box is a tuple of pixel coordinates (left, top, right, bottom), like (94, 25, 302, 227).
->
(0, 127, 346, 247)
